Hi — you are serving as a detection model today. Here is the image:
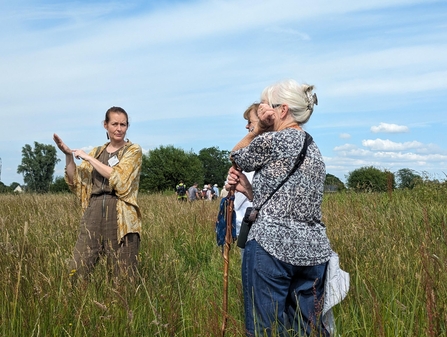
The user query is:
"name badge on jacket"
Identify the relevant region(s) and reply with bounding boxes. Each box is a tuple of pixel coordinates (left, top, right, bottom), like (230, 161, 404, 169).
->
(108, 155, 119, 167)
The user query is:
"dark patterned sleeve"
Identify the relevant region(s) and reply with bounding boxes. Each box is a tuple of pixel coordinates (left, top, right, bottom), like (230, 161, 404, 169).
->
(231, 132, 274, 172)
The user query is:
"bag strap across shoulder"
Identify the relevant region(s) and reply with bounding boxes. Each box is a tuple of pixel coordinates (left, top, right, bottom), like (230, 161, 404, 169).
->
(255, 131, 313, 211)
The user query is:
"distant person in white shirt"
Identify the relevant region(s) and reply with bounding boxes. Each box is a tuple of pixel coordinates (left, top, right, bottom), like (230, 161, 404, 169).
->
(213, 184, 219, 198)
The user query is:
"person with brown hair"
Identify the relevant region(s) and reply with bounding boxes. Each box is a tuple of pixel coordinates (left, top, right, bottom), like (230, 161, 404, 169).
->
(225, 103, 259, 239)
(53, 106, 142, 281)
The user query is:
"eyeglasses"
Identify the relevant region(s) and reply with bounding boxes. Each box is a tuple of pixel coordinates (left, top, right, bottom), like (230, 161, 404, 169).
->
(271, 104, 281, 108)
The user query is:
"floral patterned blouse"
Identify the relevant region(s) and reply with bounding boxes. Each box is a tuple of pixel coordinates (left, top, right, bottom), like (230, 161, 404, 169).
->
(231, 128, 331, 266)
(65, 141, 142, 243)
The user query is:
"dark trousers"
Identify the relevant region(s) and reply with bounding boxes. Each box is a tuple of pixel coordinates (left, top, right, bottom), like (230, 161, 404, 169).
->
(242, 240, 329, 337)
(69, 194, 140, 280)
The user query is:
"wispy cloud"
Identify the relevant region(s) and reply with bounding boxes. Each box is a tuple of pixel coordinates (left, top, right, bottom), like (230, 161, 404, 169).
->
(1, 0, 446, 185)
(362, 139, 422, 151)
(265, 27, 311, 41)
(371, 123, 409, 133)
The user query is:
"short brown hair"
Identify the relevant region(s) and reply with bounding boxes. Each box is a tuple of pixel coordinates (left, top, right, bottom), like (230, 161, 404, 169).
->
(243, 103, 260, 120)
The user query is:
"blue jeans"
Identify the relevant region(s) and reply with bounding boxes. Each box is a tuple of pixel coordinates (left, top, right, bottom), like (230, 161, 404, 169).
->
(242, 240, 329, 337)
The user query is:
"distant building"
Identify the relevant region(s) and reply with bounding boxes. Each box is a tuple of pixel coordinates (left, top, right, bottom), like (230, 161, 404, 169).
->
(14, 185, 23, 193)
(324, 185, 338, 193)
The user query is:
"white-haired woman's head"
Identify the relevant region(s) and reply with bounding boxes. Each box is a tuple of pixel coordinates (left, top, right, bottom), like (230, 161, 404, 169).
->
(260, 79, 318, 125)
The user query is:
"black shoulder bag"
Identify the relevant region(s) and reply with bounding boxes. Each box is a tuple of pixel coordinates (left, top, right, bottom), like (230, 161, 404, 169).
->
(237, 132, 313, 248)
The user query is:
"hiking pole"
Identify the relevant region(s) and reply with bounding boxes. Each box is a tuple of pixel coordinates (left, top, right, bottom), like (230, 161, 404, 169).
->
(221, 176, 236, 337)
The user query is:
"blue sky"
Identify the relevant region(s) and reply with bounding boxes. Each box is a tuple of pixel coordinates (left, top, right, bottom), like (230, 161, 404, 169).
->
(1, 0, 446, 185)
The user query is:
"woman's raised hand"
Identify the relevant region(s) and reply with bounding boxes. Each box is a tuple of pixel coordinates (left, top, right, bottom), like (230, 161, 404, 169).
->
(53, 134, 72, 156)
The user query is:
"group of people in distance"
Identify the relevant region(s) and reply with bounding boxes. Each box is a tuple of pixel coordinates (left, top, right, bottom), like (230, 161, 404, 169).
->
(53, 78, 347, 337)
(176, 181, 219, 201)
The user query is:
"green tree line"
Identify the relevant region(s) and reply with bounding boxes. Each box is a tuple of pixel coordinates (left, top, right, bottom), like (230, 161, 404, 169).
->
(2, 142, 232, 193)
(0, 142, 440, 194)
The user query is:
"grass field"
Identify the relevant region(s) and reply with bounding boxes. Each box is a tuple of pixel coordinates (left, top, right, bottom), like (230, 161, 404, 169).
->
(0, 184, 446, 336)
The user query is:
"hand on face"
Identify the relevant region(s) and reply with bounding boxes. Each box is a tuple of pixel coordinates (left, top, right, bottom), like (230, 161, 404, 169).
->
(256, 103, 276, 133)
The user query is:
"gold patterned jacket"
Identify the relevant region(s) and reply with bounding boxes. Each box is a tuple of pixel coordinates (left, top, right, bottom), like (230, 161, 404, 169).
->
(66, 141, 142, 242)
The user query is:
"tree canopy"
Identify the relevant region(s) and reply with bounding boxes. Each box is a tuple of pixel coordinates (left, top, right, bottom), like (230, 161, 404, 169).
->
(13, 140, 435, 195)
(17, 142, 60, 193)
(140, 145, 204, 193)
(0, 181, 13, 193)
(324, 173, 346, 191)
(346, 166, 395, 192)
(197, 147, 231, 187)
(139, 145, 232, 193)
(49, 176, 70, 193)
(395, 168, 422, 189)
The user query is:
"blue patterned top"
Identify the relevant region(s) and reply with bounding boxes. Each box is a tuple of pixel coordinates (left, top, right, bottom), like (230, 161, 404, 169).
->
(231, 128, 331, 266)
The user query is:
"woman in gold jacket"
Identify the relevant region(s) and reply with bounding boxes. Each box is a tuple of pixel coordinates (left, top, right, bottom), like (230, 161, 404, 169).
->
(53, 106, 142, 280)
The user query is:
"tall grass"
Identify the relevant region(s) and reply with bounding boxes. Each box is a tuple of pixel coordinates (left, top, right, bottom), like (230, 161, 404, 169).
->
(0, 185, 446, 336)
(323, 183, 447, 336)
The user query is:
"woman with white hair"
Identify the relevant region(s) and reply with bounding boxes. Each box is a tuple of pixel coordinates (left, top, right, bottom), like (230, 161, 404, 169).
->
(228, 79, 331, 336)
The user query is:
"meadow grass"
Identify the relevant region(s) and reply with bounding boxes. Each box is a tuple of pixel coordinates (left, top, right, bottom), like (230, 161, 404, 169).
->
(0, 185, 446, 336)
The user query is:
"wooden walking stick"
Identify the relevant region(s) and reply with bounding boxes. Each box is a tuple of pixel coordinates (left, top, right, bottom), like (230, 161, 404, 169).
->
(221, 179, 236, 337)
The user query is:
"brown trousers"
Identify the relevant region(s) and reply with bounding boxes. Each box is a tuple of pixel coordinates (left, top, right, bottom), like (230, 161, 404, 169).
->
(69, 194, 140, 280)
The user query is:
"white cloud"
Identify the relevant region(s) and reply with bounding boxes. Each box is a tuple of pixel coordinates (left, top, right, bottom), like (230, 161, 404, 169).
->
(1, 0, 447, 186)
(387, 152, 445, 160)
(334, 144, 371, 157)
(333, 143, 447, 162)
(328, 70, 447, 97)
(334, 144, 357, 151)
(332, 139, 447, 166)
(80, 145, 94, 153)
(327, 143, 447, 183)
(362, 139, 423, 151)
(371, 122, 409, 133)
